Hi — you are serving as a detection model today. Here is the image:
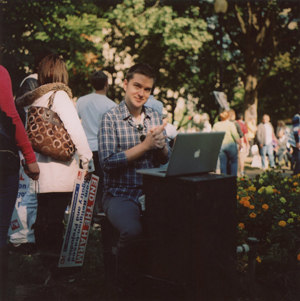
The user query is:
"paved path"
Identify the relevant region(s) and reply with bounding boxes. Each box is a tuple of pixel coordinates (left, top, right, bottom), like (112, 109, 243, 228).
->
(242, 157, 293, 179)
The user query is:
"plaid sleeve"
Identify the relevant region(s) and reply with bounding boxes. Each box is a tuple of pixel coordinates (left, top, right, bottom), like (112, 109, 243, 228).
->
(98, 112, 128, 172)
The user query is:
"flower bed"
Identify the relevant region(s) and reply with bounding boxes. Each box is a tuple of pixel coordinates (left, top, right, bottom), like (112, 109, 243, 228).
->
(237, 170, 300, 271)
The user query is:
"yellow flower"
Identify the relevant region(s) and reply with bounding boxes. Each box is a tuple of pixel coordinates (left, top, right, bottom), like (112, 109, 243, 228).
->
(265, 186, 273, 194)
(278, 220, 287, 227)
(256, 256, 262, 263)
(250, 212, 257, 218)
(262, 204, 269, 210)
(238, 223, 245, 229)
(250, 205, 255, 209)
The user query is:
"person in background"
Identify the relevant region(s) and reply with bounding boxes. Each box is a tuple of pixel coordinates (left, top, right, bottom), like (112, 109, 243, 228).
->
(10, 50, 53, 252)
(15, 54, 94, 280)
(292, 105, 300, 175)
(274, 129, 289, 167)
(0, 65, 40, 300)
(236, 112, 250, 176)
(144, 85, 163, 115)
(98, 63, 171, 299)
(200, 113, 212, 133)
(256, 114, 276, 171)
(276, 120, 290, 137)
(212, 110, 241, 176)
(76, 70, 116, 226)
(247, 117, 257, 157)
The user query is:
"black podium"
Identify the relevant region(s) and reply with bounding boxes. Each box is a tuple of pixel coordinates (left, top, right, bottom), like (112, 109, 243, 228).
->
(100, 173, 237, 300)
(141, 173, 237, 301)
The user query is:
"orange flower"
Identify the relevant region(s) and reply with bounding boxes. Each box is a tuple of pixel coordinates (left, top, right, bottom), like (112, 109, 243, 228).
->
(250, 205, 255, 209)
(258, 211, 261, 214)
(278, 220, 287, 227)
(293, 182, 298, 186)
(243, 200, 251, 208)
(277, 191, 281, 194)
(238, 223, 245, 229)
(239, 196, 250, 205)
(273, 189, 277, 193)
(297, 254, 300, 261)
(256, 256, 262, 263)
(237, 195, 239, 200)
(250, 212, 257, 218)
(260, 199, 263, 202)
(241, 178, 245, 181)
(262, 204, 269, 210)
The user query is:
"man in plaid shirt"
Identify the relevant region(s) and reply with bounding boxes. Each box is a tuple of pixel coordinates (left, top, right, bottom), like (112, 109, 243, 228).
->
(98, 63, 171, 297)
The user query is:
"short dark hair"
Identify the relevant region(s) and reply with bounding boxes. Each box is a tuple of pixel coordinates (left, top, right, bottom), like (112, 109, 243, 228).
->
(125, 63, 156, 84)
(237, 112, 243, 120)
(38, 53, 69, 86)
(90, 70, 108, 90)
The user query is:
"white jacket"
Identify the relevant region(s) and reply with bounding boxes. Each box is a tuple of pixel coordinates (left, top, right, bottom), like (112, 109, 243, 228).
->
(20, 85, 93, 193)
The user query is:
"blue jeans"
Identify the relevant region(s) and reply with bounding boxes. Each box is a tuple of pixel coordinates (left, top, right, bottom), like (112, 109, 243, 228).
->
(0, 172, 19, 247)
(219, 143, 238, 176)
(260, 143, 275, 168)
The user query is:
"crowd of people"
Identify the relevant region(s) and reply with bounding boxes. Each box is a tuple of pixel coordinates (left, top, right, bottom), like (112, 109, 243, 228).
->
(1, 52, 299, 300)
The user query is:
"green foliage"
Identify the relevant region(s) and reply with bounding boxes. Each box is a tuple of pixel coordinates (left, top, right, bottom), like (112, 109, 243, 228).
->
(237, 171, 300, 271)
(1, 0, 108, 95)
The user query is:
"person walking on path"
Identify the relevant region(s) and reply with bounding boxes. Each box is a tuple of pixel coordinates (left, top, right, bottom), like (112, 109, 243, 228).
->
(76, 70, 116, 225)
(212, 110, 241, 176)
(247, 117, 257, 157)
(292, 106, 300, 175)
(236, 112, 250, 176)
(256, 114, 276, 170)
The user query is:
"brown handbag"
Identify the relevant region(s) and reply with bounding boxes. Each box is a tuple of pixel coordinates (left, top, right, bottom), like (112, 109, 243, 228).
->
(26, 91, 76, 161)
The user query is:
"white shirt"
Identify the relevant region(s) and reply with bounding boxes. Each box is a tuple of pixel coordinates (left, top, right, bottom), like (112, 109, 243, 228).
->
(264, 122, 273, 145)
(76, 93, 117, 151)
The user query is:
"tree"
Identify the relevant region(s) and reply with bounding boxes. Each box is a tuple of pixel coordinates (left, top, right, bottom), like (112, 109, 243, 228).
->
(101, 0, 214, 124)
(0, 0, 109, 95)
(219, 0, 300, 122)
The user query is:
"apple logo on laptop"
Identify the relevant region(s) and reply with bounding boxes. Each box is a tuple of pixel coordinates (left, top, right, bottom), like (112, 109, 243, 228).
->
(194, 149, 201, 158)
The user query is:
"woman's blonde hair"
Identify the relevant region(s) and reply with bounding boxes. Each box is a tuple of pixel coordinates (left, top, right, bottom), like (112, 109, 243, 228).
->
(220, 110, 229, 121)
(38, 54, 69, 86)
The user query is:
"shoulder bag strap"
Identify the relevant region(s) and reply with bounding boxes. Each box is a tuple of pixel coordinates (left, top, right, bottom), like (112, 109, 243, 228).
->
(47, 91, 57, 110)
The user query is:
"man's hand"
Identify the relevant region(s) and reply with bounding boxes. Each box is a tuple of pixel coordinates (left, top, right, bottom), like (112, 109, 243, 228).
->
(143, 120, 167, 150)
(24, 162, 40, 180)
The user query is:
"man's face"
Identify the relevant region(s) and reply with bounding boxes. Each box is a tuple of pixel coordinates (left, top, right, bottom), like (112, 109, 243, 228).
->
(262, 115, 269, 123)
(123, 73, 154, 112)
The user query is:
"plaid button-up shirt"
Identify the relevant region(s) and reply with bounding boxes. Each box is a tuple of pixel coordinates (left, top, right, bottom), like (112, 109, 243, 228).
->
(98, 100, 171, 203)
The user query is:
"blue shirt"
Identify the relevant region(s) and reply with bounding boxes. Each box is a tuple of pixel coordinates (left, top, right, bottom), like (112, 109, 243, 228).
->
(98, 100, 171, 203)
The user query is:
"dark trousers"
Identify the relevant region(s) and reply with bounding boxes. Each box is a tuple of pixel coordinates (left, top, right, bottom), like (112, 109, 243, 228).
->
(0, 172, 19, 248)
(292, 147, 300, 175)
(33, 192, 72, 252)
(92, 151, 104, 223)
(102, 193, 143, 292)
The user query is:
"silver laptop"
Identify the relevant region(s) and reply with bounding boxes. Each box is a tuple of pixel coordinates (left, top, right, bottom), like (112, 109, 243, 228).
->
(137, 132, 225, 177)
